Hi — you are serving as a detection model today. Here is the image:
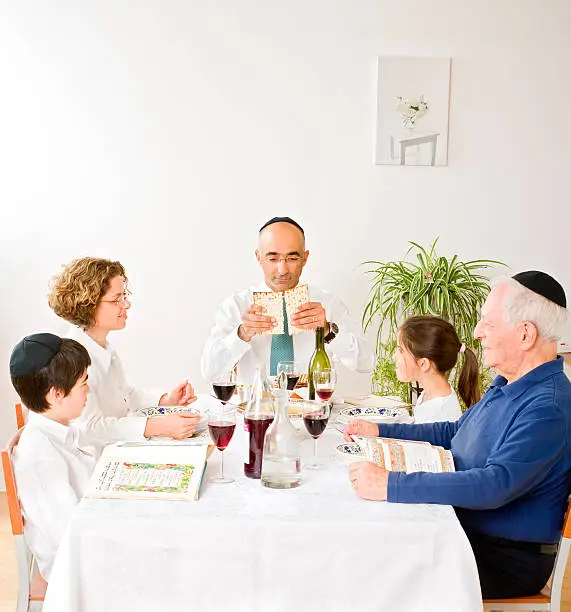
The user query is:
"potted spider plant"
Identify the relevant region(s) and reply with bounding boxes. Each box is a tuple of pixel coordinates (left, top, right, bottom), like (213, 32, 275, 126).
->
(362, 238, 507, 404)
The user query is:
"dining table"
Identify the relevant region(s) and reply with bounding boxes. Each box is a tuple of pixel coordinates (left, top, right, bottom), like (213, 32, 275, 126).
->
(42, 404, 483, 612)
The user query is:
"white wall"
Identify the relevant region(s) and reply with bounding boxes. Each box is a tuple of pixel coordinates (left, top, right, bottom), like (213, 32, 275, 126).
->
(1, 0, 570, 488)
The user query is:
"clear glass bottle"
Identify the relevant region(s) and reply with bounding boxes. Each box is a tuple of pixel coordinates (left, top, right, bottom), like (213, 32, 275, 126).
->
(308, 327, 332, 400)
(261, 372, 302, 489)
(244, 366, 275, 479)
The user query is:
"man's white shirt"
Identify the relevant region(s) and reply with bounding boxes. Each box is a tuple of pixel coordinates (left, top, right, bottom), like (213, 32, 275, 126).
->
(66, 326, 162, 443)
(201, 282, 374, 384)
(13, 412, 98, 579)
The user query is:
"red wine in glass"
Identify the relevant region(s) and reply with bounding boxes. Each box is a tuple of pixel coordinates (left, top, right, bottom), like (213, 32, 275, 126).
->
(208, 421, 236, 450)
(213, 383, 236, 403)
(303, 413, 329, 438)
(316, 387, 334, 402)
(286, 374, 300, 391)
(244, 415, 274, 478)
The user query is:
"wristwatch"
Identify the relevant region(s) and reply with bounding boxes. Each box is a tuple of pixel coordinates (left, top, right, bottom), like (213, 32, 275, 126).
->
(324, 322, 339, 344)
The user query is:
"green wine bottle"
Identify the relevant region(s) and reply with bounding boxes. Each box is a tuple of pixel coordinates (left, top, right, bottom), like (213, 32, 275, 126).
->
(308, 327, 331, 400)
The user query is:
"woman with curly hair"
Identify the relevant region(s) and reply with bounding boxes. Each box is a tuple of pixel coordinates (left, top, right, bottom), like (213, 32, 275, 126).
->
(48, 257, 200, 442)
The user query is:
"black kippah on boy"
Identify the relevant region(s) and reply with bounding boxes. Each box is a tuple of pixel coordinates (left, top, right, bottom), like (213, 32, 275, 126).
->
(512, 271, 567, 309)
(10, 333, 63, 377)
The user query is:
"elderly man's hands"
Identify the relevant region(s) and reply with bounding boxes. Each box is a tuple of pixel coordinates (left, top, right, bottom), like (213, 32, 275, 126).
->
(348, 461, 389, 501)
(343, 418, 379, 441)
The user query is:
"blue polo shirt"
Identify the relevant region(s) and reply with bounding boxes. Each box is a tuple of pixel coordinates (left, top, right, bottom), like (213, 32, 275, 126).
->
(380, 357, 571, 543)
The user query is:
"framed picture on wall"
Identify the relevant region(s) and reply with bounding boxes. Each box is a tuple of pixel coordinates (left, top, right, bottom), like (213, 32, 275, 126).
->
(375, 56, 451, 166)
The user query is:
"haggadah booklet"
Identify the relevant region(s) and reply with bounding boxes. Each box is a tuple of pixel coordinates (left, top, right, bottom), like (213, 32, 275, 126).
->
(84, 443, 212, 501)
(354, 437, 455, 473)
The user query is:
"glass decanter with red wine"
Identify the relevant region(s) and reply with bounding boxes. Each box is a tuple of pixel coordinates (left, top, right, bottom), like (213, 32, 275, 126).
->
(244, 366, 275, 479)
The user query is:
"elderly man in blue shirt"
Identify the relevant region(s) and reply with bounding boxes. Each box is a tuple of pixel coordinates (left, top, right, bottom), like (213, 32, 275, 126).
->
(345, 271, 571, 599)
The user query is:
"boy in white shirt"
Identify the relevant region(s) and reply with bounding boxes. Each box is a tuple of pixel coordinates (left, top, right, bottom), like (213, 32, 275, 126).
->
(10, 333, 98, 580)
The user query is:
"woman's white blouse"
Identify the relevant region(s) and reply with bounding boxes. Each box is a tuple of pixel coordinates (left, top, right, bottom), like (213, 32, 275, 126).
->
(66, 326, 162, 443)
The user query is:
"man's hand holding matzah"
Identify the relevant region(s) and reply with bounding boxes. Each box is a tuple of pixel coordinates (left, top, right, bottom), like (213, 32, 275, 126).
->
(239, 284, 321, 340)
(290, 300, 327, 332)
(238, 304, 277, 342)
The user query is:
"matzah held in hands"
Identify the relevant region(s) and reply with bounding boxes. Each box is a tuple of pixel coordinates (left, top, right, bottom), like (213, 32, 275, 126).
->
(285, 284, 310, 335)
(252, 284, 310, 336)
(253, 291, 285, 335)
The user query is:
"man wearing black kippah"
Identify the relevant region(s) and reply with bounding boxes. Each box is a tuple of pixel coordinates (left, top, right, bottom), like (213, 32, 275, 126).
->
(201, 217, 374, 383)
(345, 271, 571, 599)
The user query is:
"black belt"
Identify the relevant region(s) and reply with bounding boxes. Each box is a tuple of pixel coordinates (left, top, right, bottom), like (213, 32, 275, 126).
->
(470, 530, 558, 555)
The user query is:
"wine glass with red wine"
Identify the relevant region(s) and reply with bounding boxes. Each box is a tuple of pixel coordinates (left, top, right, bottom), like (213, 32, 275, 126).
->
(313, 368, 337, 404)
(276, 361, 300, 398)
(208, 405, 236, 484)
(212, 371, 237, 406)
(302, 399, 330, 470)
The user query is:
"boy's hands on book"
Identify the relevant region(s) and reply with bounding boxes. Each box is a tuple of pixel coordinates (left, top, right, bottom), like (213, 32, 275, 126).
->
(348, 461, 389, 501)
(343, 419, 379, 441)
(144, 413, 201, 440)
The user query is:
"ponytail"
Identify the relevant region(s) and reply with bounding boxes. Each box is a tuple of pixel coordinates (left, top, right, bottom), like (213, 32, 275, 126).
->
(457, 346, 480, 408)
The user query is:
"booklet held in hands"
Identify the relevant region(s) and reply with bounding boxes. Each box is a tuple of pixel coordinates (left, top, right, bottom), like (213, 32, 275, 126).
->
(84, 443, 212, 501)
(354, 437, 455, 473)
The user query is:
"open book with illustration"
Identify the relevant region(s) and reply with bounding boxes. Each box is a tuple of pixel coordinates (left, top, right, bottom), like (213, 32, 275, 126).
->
(354, 436, 455, 473)
(84, 443, 213, 501)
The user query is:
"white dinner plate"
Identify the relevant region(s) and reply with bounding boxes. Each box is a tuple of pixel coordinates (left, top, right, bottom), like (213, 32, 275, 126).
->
(137, 405, 208, 433)
(335, 442, 365, 464)
(337, 405, 412, 425)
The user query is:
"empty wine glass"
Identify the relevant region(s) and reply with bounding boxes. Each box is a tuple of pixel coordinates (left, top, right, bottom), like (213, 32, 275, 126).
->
(212, 371, 237, 406)
(208, 405, 236, 484)
(302, 400, 330, 470)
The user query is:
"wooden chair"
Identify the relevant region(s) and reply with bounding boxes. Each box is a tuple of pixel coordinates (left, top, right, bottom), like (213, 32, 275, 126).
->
(483, 498, 571, 612)
(1, 429, 47, 611)
(15, 403, 27, 430)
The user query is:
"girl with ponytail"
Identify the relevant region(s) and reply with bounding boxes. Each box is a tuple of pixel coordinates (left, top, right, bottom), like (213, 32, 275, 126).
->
(395, 315, 480, 423)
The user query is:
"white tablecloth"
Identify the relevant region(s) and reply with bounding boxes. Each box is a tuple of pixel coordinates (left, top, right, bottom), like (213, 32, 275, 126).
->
(43, 416, 482, 612)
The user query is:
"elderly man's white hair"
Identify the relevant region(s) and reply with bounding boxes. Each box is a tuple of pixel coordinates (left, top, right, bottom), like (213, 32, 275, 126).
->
(494, 277, 568, 341)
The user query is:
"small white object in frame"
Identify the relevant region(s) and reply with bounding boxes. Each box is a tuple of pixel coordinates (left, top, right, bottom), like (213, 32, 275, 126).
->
(375, 56, 451, 166)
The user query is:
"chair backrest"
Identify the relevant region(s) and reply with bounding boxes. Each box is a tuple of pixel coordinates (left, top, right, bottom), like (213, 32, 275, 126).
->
(547, 495, 571, 609)
(484, 496, 571, 611)
(15, 402, 28, 430)
(561, 496, 571, 538)
(2, 427, 47, 610)
(1, 428, 25, 536)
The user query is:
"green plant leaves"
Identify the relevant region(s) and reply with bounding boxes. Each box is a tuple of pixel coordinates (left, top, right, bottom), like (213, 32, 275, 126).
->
(363, 238, 507, 405)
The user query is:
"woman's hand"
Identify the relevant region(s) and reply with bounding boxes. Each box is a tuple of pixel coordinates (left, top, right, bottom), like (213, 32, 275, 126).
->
(343, 419, 379, 441)
(144, 412, 200, 440)
(159, 380, 197, 406)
